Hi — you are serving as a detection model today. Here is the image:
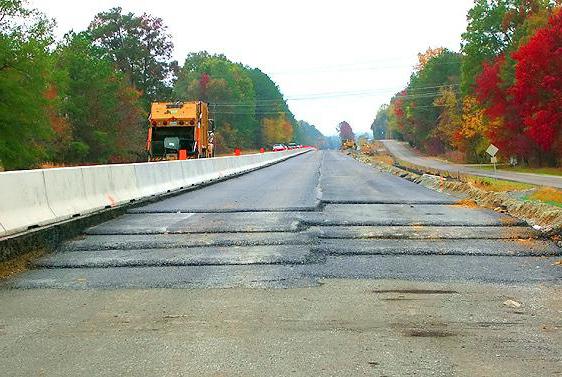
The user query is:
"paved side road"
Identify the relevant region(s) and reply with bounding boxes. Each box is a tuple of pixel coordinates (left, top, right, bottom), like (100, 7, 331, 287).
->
(382, 139, 562, 188)
(0, 150, 560, 376)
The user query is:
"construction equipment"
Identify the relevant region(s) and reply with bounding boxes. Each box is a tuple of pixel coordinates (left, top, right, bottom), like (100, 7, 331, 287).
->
(147, 101, 214, 161)
(341, 139, 356, 150)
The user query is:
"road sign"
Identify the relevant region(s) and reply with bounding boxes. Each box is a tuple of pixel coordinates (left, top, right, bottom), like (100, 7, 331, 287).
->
(486, 144, 499, 157)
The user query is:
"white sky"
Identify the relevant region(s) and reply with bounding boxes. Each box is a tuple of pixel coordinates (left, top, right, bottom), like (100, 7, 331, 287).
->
(30, 0, 473, 136)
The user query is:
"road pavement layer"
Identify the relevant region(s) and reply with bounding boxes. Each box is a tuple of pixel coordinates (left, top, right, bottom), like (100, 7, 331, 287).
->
(5, 150, 561, 288)
(382, 139, 562, 188)
(1, 280, 560, 376)
(1, 150, 560, 376)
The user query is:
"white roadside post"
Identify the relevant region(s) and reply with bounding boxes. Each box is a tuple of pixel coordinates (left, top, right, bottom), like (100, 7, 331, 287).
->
(486, 144, 499, 174)
(491, 156, 498, 173)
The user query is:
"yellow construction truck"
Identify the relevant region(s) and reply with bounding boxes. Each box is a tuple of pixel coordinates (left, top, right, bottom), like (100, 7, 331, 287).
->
(341, 139, 356, 150)
(147, 101, 214, 161)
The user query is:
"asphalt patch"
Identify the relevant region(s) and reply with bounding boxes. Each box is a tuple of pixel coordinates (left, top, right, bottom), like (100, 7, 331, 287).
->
(35, 245, 321, 268)
(314, 239, 562, 257)
(60, 232, 316, 251)
(312, 226, 539, 240)
(86, 212, 307, 234)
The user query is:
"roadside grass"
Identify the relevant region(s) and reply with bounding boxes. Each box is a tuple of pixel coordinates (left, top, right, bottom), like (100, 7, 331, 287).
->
(479, 165, 562, 177)
(523, 187, 562, 208)
(466, 176, 536, 192)
(370, 154, 395, 166)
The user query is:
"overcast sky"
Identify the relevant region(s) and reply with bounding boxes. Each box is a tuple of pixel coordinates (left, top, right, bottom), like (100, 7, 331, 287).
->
(30, 0, 474, 136)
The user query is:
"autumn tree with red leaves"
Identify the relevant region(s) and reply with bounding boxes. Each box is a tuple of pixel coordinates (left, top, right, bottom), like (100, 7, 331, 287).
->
(475, 9, 562, 165)
(374, 1, 562, 165)
(510, 10, 562, 163)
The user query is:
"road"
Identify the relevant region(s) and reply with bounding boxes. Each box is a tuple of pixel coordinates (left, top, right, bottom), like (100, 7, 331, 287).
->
(382, 139, 562, 189)
(1, 150, 561, 376)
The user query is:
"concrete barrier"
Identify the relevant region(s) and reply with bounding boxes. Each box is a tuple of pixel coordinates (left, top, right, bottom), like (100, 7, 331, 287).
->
(81, 164, 114, 211)
(134, 161, 184, 198)
(0, 170, 56, 235)
(43, 167, 88, 222)
(107, 164, 139, 204)
(81, 164, 138, 211)
(0, 149, 311, 238)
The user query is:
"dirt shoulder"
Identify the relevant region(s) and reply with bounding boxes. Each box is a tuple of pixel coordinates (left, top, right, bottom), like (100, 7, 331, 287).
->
(354, 143, 562, 239)
(0, 249, 45, 280)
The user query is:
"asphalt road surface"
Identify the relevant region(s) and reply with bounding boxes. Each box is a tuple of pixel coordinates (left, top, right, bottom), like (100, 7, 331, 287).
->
(1, 150, 561, 376)
(382, 139, 562, 189)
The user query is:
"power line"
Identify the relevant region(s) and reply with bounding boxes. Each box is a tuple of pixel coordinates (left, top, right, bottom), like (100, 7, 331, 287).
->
(268, 56, 461, 76)
(208, 84, 460, 106)
(211, 98, 455, 116)
(268, 56, 418, 74)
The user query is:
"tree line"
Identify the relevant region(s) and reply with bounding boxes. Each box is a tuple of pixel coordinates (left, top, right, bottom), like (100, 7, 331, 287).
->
(174, 52, 325, 151)
(0, 1, 324, 170)
(372, 0, 562, 166)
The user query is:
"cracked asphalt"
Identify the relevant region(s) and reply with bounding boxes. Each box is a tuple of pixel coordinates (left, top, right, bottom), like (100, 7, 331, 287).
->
(1, 150, 561, 376)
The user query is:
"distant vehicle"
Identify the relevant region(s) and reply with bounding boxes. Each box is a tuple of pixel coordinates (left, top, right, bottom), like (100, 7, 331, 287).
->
(147, 101, 215, 161)
(272, 144, 287, 151)
(287, 142, 298, 149)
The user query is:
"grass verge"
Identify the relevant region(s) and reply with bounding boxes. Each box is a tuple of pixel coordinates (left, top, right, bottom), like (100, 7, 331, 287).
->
(466, 176, 536, 192)
(523, 187, 562, 208)
(479, 165, 562, 177)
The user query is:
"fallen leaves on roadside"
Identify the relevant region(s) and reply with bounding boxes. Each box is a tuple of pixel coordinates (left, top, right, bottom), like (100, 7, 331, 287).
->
(0, 249, 45, 280)
(453, 199, 480, 208)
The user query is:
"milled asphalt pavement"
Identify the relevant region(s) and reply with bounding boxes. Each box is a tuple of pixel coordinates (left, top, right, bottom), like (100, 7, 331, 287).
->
(5, 150, 561, 288)
(382, 139, 562, 188)
(1, 150, 561, 376)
